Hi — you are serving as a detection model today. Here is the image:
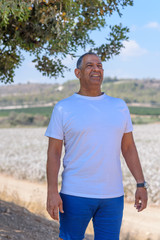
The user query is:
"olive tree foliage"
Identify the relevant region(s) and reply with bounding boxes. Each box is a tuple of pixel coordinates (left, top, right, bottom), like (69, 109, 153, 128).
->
(0, 0, 133, 84)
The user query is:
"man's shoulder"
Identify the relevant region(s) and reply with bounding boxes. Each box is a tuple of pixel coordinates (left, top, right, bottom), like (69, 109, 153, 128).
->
(106, 95, 126, 106)
(54, 94, 75, 109)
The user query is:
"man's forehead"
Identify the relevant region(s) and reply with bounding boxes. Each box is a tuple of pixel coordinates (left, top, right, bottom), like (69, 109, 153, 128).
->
(83, 55, 102, 65)
(85, 61, 102, 65)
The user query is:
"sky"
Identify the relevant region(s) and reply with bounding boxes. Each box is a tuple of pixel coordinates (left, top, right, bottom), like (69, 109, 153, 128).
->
(4, 0, 160, 85)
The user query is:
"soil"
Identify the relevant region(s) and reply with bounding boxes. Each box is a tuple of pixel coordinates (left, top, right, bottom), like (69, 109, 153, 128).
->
(0, 199, 59, 240)
(0, 200, 93, 240)
(0, 174, 160, 240)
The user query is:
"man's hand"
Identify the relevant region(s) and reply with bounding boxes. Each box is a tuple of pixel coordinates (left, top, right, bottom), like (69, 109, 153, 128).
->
(47, 192, 64, 220)
(134, 188, 148, 212)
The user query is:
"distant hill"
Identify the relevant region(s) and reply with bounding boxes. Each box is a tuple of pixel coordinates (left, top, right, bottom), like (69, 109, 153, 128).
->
(102, 78, 160, 105)
(0, 78, 160, 126)
(0, 78, 160, 107)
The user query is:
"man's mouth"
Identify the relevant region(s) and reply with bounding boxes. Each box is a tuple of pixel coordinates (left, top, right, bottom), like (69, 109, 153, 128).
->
(91, 74, 101, 77)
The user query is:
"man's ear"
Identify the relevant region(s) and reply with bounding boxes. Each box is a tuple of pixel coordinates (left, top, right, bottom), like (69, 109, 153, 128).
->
(74, 68, 81, 79)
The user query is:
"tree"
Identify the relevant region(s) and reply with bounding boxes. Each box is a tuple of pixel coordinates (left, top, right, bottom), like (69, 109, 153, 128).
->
(0, 0, 133, 84)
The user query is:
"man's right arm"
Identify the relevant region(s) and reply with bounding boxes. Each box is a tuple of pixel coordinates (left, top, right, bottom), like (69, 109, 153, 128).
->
(46, 137, 64, 220)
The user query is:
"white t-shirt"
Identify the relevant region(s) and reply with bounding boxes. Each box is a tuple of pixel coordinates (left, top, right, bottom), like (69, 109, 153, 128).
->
(45, 93, 133, 198)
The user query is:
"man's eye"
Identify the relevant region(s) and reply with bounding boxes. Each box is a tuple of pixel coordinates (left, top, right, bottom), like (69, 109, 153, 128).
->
(98, 65, 102, 68)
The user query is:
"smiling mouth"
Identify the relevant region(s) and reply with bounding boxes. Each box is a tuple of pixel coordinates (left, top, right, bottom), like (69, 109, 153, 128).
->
(91, 74, 101, 77)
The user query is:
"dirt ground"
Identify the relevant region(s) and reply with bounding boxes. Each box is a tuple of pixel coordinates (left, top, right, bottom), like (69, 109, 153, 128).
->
(0, 200, 94, 240)
(0, 174, 160, 240)
(0, 199, 59, 240)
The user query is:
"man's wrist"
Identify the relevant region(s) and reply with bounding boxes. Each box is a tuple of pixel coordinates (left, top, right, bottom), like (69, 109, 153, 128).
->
(136, 181, 149, 189)
(47, 186, 59, 194)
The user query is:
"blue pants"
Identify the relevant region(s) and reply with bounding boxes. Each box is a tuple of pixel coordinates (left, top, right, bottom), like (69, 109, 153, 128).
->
(59, 193, 124, 240)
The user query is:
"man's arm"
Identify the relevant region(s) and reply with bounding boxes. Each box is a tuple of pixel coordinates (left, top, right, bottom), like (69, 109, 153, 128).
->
(121, 132, 148, 212)
(46, 137, 64, 220)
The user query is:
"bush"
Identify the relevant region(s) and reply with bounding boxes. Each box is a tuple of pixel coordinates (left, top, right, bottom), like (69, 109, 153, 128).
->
(9, 112, 34, 126)
(7, 112, 49, 127)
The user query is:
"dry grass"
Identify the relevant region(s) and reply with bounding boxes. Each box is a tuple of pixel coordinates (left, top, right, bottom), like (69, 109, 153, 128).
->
(0, 189, 158, 240)
(1, 125, 160, 205)
(0, 187, 48, 219)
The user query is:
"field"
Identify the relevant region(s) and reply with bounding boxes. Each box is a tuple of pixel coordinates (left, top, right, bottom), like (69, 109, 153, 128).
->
(129, 106, 160, 115)
(0, 124, 160, 205)
(1, 80, 160, 107)
(0, 106, 53, 117)
(0, 105, 160, 127)
(0, 105, 160, 118)
(1, 80, 160, 127)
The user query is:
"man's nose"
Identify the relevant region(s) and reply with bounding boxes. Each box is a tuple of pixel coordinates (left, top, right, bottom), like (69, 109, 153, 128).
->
(92, 65, 99, 71)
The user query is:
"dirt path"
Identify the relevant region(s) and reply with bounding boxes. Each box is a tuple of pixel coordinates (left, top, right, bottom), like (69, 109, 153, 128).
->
(0, 173, 160, 240)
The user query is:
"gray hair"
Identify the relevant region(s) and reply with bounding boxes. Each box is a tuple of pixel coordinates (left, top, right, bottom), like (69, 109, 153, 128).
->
(76, 52, 99, 69)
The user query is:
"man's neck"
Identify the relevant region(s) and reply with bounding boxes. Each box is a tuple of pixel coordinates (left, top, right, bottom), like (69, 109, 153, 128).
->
(77, 88, 102, 97)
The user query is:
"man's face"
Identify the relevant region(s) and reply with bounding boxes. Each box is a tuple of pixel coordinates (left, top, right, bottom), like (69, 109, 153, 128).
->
(76, 54, 104, 88)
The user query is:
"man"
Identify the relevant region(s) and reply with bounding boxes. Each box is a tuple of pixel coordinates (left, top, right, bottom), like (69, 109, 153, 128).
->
(45, 52, 148, 240)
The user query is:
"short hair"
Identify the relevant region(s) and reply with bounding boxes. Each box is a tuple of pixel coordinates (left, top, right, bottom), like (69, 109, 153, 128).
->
(76, 52, 99, 69)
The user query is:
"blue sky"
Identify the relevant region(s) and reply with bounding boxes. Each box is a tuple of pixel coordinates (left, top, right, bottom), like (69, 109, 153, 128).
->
(7, 0, 160, 85)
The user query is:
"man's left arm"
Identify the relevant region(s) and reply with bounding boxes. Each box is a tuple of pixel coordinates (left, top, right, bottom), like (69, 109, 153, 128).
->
(121, 132, 148, 212)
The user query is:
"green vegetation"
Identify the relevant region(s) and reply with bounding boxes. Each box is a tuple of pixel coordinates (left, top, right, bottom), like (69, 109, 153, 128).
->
(0, 0, 133, 84)
(0, 111, 50, 127)
(1, 79, 160, 107)
(102, 78, 160, 104)
(0, 103, 160, 127)
(0, 81, 80, 107)
(0, 105, 160, 118)
(0, 79, 160, 127)
(0, 106, 53, 117)
(0, 106, 53, 127)
(131, 115, 160, 125)
(129, 106, 160, 115)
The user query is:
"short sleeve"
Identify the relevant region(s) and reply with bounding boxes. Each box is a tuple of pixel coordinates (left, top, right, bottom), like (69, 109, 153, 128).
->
(124, 103, 133, 133)
(45, 104, 64, 140)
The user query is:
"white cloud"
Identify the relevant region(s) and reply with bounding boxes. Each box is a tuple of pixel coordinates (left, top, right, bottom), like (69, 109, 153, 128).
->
(120, 40, 147, 58)
(145, 21, 160, 30)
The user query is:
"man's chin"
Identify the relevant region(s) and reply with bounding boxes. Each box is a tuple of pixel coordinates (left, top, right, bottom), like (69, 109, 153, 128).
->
(90, 78, 102, 85)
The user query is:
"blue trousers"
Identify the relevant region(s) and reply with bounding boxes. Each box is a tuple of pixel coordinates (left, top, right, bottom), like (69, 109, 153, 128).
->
(59, 193, 124, 240)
